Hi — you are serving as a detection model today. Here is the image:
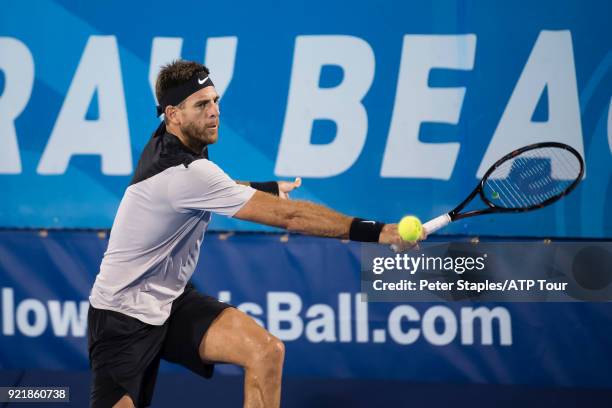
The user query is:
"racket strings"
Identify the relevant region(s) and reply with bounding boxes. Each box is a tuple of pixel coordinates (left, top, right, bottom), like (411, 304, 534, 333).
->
(484, 146, 582, 209)
(487, 157, 548, 207)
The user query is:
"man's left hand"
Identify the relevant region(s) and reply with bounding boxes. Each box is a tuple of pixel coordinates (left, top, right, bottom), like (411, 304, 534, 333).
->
(278, 177, 302, 199)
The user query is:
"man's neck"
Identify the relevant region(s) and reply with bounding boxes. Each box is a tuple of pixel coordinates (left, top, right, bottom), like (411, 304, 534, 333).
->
(166, 125, 203, 154)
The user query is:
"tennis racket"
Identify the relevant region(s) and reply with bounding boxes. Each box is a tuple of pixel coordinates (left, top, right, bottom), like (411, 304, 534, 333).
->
(421, 141, 584, 235)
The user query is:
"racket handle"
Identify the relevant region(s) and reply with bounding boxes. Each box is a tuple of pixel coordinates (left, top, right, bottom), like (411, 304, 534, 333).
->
(390, 213, 451, 252)
(423, 214, 451, 234)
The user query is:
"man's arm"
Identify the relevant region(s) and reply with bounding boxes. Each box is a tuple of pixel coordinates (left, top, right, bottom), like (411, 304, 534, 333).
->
(233, 191, 404, 245)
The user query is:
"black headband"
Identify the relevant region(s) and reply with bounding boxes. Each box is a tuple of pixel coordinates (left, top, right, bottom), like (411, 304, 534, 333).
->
(156, 71, 214, 116)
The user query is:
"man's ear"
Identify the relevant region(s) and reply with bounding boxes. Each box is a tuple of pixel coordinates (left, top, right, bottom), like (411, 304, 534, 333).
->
(165, 106, 179, 125)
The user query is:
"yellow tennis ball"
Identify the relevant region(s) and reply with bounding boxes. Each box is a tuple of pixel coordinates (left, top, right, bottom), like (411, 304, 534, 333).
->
(398, 215, 422, 241)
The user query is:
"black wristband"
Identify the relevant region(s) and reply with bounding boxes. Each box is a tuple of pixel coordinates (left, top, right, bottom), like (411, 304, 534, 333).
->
(349, 218, 385, 242)
(250, 181, 279, 196)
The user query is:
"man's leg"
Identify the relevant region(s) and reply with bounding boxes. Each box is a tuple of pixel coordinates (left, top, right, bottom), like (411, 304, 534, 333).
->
(112, 395, 135, 408)
(89, 304, 165, 408)
(199, 308, 285, 408)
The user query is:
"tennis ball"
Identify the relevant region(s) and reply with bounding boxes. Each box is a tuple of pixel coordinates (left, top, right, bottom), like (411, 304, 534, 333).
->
(398, 215, 422, 241)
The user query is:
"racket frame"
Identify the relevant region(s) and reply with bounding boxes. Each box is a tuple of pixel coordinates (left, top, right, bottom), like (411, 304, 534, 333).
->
(448, 141, 584, 222)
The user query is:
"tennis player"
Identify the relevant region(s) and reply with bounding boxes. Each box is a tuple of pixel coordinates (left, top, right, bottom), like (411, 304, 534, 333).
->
(87, 60, 415, 408)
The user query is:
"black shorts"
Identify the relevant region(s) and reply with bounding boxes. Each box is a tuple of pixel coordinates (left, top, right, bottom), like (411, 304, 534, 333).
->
(87, 282, 232, 407)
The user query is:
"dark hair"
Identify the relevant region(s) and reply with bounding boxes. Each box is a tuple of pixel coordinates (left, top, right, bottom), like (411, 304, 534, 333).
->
(155, 60, 210, 104)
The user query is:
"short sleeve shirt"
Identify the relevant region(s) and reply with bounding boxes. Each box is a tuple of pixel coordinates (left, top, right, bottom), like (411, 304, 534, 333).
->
(89, 132, 255, 325)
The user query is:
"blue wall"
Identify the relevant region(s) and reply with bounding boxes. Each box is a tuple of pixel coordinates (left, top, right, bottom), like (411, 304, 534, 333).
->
(0, 0, 611, 236)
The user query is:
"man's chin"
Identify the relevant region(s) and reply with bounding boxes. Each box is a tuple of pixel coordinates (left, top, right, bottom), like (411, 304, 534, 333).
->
(197, 131, 218, 146)
(206, 132, 218, 145)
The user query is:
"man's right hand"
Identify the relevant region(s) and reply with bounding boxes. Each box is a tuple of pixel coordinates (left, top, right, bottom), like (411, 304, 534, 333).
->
(379, 223, 427, 252)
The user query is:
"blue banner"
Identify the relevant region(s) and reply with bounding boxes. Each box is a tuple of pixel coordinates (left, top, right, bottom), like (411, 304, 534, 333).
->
(1, 230, 611, 389)
(0, 0, 611, 236)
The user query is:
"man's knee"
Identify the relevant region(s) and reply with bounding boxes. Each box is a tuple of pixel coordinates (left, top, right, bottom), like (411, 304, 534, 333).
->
(249, 335, 285, 370)
(199, 308, 285, 372)
(268, 337, 285, 364)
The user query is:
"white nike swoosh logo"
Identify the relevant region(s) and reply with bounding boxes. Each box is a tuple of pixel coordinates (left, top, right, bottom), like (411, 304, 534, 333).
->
(198, 76, 209, 85)
(363, 221, 376, 224)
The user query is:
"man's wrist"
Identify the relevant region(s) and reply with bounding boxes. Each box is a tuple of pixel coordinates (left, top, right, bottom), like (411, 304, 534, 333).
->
(250, 181, 279, 196)
(349, 218, 385, 242)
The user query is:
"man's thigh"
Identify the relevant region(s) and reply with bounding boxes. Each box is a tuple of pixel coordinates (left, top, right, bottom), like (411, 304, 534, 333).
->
(161, 284, 232, 377)
(198, 307, 280, 366)
(162, 284, 280, 372)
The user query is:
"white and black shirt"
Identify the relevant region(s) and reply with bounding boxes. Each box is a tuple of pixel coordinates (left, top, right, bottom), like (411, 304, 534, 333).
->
(89, 132, 255, 325)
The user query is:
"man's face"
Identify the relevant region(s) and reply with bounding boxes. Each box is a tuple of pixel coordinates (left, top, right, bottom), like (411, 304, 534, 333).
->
(177, 86, 220, 147)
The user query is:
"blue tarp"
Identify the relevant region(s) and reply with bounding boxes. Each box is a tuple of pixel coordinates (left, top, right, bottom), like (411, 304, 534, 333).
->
(1, 230, 611, 389)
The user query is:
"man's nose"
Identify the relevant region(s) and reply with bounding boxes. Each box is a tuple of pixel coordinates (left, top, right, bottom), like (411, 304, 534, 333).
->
(208, 102, 220, 117)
